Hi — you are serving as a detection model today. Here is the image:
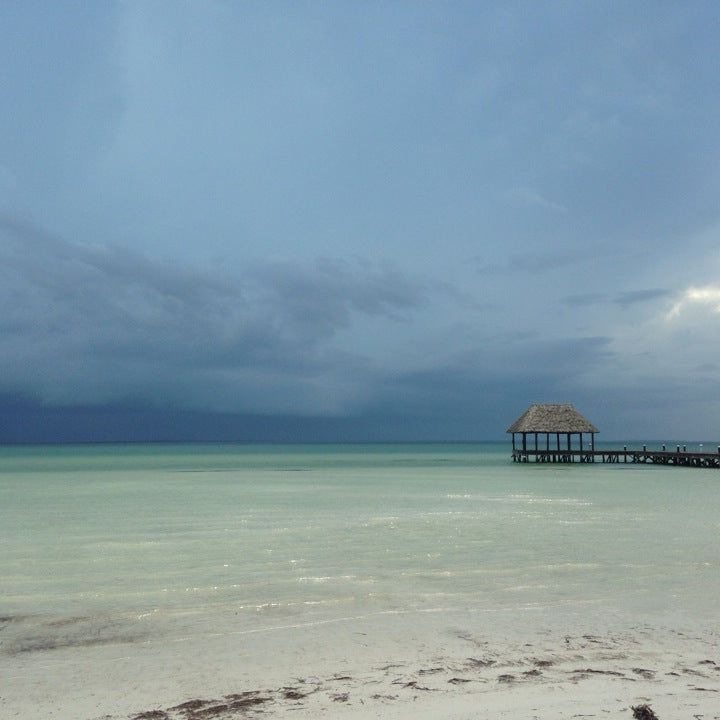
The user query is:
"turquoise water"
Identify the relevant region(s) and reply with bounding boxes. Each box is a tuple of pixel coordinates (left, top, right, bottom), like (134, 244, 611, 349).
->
(2, 443, 719, 641)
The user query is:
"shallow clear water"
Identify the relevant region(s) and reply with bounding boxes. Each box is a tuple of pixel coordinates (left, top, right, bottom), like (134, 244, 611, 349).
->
(2, 443, 719, 638)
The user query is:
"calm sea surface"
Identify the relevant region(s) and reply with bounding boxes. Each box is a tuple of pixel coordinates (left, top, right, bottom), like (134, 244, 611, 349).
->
(2, 442, 719, 644)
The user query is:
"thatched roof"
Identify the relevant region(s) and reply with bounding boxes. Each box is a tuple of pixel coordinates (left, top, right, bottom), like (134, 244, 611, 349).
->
(506, 404, 599, 434)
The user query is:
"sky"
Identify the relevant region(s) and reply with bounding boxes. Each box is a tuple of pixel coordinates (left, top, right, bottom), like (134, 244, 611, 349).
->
(1, 1, 720, 442)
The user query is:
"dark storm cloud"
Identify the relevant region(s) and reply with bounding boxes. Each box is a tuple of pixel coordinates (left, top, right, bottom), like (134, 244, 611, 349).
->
(251, 257, 424, 330)
(0, 217, 426, 413)
(2, 3, 720, 441)
(363, 336, 614, 425)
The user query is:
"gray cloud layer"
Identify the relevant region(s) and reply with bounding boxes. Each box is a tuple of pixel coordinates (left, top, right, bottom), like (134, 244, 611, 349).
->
(0, 217, 426, 415)
(561, 289, 672, 309)
(2, 3, 720, 440)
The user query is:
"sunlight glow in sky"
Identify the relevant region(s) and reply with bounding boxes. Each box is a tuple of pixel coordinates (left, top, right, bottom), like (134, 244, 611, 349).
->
(667, 286, 720, 320)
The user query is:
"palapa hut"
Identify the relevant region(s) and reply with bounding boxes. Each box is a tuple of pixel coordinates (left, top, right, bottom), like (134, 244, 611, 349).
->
(507, 403, 599, 455)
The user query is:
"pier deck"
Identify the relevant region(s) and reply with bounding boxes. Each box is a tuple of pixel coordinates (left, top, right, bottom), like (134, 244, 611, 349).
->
(512, 449, 720, 468)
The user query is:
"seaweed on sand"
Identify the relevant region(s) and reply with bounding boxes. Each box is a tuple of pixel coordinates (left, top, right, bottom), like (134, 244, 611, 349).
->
(631, 705, 659, 720)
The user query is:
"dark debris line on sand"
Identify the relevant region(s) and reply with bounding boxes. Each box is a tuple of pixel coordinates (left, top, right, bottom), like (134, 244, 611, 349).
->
(120, 639, 720, 720)
(131, 692, 273, 720)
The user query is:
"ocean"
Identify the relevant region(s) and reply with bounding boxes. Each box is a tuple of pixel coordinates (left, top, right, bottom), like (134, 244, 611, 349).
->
(2, 442, 719, 718)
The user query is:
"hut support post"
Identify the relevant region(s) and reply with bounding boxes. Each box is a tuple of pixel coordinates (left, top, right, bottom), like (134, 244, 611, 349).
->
(512, 433, 516, 451)
(522, 433, 527, 452)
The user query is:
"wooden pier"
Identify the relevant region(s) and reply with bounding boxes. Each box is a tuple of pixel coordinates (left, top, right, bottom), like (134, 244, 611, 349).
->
(506, 404, 719, 469)
(512, 448, 720, 468)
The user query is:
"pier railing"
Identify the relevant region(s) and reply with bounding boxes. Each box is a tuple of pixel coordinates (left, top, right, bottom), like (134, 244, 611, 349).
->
(511, 447, 720, 468)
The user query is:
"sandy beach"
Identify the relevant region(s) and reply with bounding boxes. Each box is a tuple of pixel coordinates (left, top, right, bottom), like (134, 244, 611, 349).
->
(3, 609, 719, 719)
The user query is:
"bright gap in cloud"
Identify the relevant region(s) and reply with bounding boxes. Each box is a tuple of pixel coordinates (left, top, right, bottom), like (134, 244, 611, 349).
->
(666, 285, 720, 320)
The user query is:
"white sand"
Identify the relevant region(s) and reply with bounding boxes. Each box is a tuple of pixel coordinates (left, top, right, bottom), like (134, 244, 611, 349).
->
(3, 609, 719, 719)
